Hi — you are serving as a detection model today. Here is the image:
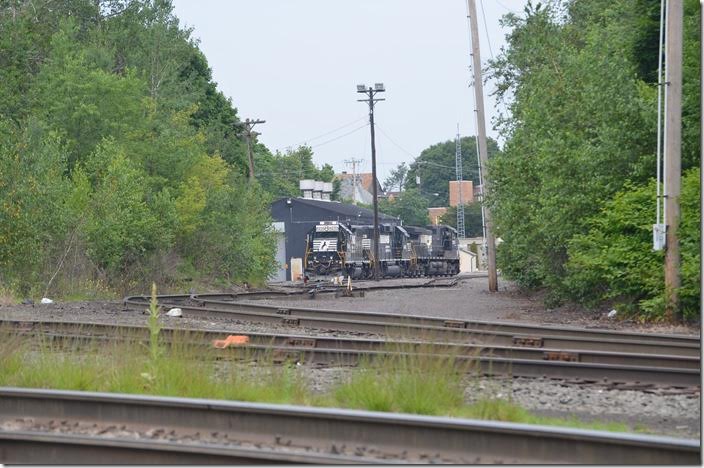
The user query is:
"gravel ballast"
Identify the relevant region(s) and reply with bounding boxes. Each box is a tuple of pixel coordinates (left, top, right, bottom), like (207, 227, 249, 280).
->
(0, 277, 699, 440)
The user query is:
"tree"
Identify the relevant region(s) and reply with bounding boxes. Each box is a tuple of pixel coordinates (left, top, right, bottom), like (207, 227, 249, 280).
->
(486, 0, 700, 316)
(256, 145, 338, 198)
(384, 162, 408, 193)
(440, 203, 484, 237)
(0, 0, 281, 295)
(403, 136, 499, 206)
(378, 189, 430, 226)
(0, 119, 72, 294)
(564, 169, 700, 320)
(487, 0, 661, 298)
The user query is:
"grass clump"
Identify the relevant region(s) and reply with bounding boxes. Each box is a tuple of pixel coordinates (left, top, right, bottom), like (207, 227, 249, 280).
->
(456, 398, 632, 432)
(0, 297, 639, 434)
(333, 350, 467, 415)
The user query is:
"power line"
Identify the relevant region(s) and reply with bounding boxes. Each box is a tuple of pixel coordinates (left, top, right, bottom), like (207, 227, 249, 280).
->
(310, 123, 369, 149)
(479, 0, 496, 60)
(284, 115, 368, 150)
(374, 124, 416, 159)
(478, 0, 510, 122)
(494, 0, 519, 14)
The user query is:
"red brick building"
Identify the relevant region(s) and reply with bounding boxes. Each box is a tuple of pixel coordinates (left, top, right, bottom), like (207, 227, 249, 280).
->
(449, 180, 474, 207)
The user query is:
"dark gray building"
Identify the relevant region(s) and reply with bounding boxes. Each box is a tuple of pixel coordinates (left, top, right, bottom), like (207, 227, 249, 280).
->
(270, 197, 398, 281)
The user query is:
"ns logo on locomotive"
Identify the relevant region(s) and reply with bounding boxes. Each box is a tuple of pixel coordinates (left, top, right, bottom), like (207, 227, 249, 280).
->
(304, 221, 460, 279)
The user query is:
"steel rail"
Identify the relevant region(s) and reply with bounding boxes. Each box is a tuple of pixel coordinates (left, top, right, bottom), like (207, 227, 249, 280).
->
(192, 294, 700, 345)
(0, 388, 699, 464)
(4, 319, 700, 386)
(4, 318, 699, 369)
(123, 295, 700, 357)
(0, 431, 371, 464)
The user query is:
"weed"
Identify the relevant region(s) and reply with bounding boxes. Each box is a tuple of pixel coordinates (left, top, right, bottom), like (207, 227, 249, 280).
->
(0, 324, 640, 435)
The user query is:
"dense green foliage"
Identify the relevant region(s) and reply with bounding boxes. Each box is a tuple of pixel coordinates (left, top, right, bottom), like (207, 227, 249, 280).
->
(377, 189, 430, 226)
(487, 0, 700, 318)
(402, 136, 499, 207)
(0, 0, 342, 296)
(378, 135, 498, 228)
(565, 169, 700, 319)
(439, 203, 484, 238)
(256, 145, 339, 199)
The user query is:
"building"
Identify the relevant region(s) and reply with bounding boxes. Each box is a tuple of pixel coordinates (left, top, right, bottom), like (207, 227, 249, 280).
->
(379, 190, 401, 202)
(473, 184, 483, 202)
(427, 207, 448, 225)
(449, 180, 474, 207)
(270, 182, 398, 281)
(337, 172, 383, 205)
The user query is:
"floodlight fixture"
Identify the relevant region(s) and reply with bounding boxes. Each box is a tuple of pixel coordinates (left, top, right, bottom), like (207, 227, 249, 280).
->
(356, 84, 367, 92)
(374, 83, 385, 91)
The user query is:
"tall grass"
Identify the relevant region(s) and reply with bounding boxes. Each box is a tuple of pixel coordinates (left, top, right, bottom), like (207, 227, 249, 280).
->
(331, 342, 473, 415)
(0, 317, 635, 433)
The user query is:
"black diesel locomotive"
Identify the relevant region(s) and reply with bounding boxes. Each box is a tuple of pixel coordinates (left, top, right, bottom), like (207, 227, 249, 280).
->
(304, 220, 459, 279)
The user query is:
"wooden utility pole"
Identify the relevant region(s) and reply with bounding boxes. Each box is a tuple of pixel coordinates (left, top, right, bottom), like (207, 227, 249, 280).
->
(357, 84, 386, 281)
(241, 118, 265, 180)
(344, 158, 364, 203)
(664, 0, 683, 320)
(467, 0, 497, 292)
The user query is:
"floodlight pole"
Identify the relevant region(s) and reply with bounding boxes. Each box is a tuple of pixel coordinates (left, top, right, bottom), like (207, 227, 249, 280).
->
(357, 84, 385, 281)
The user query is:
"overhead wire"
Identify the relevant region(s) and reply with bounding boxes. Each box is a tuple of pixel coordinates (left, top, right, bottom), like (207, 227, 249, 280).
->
(494, 0, 519, 14)
(310, 122, 369, 149)
(280, 115, 368, 151)
(478, 0, 510, 122)
(374, 124, 417, 159)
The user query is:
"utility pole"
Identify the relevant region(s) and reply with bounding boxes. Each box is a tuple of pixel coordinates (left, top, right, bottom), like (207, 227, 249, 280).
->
(357, 83, 386, 281)
(664, 0, 683, 320)
(467, 0, 497, 292)
(344, 158, 364, 203)
(241, 118, 265, 180)
(455, 124, 466, 239)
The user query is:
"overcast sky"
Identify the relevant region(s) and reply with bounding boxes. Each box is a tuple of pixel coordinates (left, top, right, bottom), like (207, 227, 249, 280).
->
(172, 0, 528, 182)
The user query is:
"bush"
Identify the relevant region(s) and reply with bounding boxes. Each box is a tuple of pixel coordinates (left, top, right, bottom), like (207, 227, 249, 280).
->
(564, 169, 700, 320)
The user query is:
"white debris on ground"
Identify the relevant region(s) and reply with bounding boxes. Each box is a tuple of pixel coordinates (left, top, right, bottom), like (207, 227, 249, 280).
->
(166, 308, 182, 317)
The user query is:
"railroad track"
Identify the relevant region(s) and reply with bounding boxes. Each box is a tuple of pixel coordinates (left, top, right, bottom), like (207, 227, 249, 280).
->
(0, 388, 699, 464)
(123, 293, 701, 357)
(3, 319, 700, 386)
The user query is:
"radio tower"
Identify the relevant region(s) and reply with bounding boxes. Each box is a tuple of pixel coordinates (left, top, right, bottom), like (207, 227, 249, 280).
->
(455, 125, 465, 238)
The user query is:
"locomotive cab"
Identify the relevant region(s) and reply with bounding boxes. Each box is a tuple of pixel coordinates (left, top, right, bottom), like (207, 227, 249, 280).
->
(304, 221, 352, 276)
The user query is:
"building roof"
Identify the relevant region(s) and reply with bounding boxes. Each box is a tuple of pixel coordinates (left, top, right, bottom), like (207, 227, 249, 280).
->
(272, 197, 398, 222)
(336, 172, 380, 193)
(336, 172, 383, 205)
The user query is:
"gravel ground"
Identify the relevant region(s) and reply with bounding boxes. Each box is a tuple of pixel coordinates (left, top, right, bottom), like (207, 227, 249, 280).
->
(0, 301, 381, 339)
(259, 275, 701, 336)
(299, 367, 701, 440)
(0, 278, 700, 440)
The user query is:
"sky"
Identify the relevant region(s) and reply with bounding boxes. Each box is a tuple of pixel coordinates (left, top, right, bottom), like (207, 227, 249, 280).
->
(171, 0, 529, 183)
